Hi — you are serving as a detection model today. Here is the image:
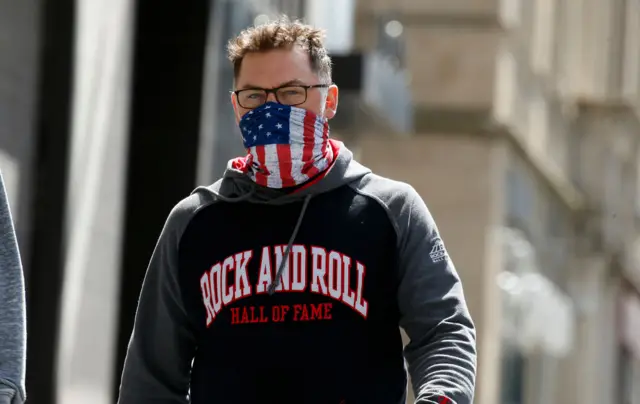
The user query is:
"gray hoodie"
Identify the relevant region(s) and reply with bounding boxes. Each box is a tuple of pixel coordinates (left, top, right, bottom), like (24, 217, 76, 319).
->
(0, 172, 26, 404)
(118, 143, 476, 403)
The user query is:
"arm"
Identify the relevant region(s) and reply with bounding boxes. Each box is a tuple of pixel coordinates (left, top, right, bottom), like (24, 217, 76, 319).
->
(0, 172, 27, 404)
(118, 200, 198, 404)
(395, 186, 476, 404)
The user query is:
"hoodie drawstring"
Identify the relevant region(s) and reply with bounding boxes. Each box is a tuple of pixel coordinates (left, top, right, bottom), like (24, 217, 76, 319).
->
(267, 194, 312, 295)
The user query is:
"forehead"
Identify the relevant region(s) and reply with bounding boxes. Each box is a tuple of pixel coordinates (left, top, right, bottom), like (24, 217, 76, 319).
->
(235, 45, 318, 89)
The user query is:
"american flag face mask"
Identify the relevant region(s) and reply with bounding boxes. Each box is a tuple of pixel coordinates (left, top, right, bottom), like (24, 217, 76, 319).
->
(239, 102, 334, 189)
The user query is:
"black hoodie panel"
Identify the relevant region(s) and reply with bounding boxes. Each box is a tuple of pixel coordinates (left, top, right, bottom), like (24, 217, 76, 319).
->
(177, 184, 407, 404)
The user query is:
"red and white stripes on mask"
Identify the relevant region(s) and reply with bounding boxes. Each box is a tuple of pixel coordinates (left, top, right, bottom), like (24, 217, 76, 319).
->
(239, 102, 334, 189)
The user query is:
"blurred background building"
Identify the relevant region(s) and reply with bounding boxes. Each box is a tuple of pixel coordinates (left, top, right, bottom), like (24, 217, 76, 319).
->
(0, 0, 639, 403)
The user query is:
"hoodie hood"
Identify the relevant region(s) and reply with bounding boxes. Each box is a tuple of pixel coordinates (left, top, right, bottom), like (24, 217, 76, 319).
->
(192, 140, 370, 205)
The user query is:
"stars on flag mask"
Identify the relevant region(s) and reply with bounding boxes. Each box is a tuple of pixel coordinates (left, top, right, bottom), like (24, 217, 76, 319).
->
(239, 102, 334, 189)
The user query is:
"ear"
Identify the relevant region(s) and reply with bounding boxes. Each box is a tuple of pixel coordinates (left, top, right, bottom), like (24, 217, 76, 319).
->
(231, 92, 242, 124)
(323, 84, 339, 120)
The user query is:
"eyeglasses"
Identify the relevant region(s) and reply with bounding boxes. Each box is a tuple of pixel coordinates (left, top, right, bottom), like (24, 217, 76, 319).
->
(233, 84, 330, 109)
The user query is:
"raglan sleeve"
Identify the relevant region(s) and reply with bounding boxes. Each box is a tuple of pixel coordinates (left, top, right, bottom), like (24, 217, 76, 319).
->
(118, 200, 198, 404)
(393, 185, 477, 404)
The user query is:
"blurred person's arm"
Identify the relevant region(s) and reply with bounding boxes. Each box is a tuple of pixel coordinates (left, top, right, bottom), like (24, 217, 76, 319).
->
(0, 172, 27, 404)
(393, 186, 476, 404)
(117, 197, 200, 404)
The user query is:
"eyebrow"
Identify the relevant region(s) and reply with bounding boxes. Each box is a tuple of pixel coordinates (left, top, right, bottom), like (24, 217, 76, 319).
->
(238, 79, 307, 90)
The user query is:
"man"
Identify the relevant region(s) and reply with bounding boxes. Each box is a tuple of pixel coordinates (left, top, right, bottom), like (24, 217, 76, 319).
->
(119, 17, 476, 404)
(0, 172, 26, 404)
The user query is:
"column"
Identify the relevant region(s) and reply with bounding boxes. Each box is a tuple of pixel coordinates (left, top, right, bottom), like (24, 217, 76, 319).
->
(55, 1, 135, 403)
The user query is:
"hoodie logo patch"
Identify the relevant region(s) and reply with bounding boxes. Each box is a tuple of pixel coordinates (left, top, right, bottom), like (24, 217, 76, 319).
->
(429, 238, 448, 263)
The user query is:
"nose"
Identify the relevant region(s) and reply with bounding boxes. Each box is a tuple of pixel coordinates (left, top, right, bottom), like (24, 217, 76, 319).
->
(266, 92, 278, 103)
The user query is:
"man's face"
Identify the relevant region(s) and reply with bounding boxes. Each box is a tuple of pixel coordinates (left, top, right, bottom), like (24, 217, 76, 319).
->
(231, 45, 339, 123)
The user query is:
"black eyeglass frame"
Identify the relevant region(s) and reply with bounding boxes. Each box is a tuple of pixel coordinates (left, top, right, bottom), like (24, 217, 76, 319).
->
(232, 84, 330, 109)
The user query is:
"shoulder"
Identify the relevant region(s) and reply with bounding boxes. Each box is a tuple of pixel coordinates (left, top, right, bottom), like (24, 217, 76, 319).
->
(348, 173, 422, 212)
(347, 173, 425, 237)
(163, 189, 219, 245)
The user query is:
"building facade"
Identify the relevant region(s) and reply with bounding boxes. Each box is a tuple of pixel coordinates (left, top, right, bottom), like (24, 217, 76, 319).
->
(346, 0, 640, 403)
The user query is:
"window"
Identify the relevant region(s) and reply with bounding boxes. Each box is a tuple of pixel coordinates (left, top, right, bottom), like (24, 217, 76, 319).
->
(518, 0, 537, 52)
(494, 45, 518, 125)
(556, 0, 584, 96)
(505, 158, 537, 239)
(500, 343, 526, 404)
(567, 122, 583, 189)
(544, 96, 572, 178)
(499, 0, 522, 29)
(531, 0, 556, 75)
(545, 195, 571, 289)
(375, 16, 405, 68)
(603, 150, 624, 246)
(618, 347, 634, 404)
(635, 155, 640, 224)
(527, 90, 549, 154)
(529, 353, 560, 404)
(514, 52, 533, 139)
(622, 0, 640, 100)
(551, 0, 567, 82)
(607, 0, 629, 96)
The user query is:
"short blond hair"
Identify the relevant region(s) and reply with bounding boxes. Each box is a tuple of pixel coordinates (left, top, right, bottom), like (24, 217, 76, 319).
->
(226, 16, 332, 84)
